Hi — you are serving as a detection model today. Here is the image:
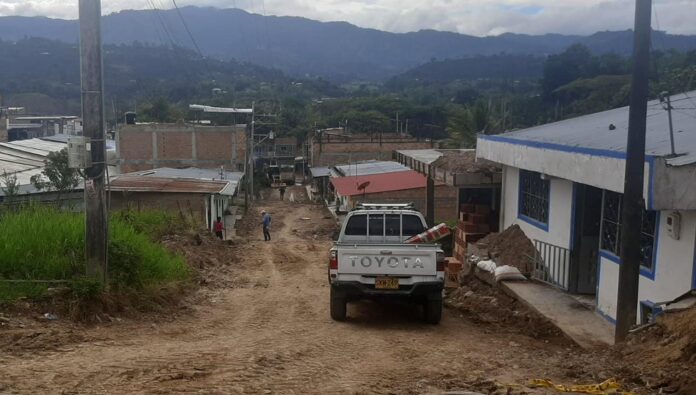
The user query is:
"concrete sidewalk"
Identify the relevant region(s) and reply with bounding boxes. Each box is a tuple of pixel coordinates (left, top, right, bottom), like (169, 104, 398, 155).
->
(500, 281, 615, 349)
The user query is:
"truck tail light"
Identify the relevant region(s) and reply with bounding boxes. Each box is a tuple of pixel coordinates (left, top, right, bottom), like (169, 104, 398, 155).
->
(436, 252, 445, 271)
(329, 250, 338, 270)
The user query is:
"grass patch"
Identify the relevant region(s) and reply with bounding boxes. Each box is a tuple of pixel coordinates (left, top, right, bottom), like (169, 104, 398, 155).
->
(0, 206, 190, 302)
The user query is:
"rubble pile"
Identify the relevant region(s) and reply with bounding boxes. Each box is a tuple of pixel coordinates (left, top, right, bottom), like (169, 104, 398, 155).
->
(619, 306, 696, 394)
(445, 276, 565, 341)
(474, 225, 536, 275)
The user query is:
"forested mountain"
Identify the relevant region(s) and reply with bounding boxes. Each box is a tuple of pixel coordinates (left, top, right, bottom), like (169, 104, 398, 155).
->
(0, 37, 340, 118)
(1, 7, 696, 81)
(386, 54, 545, 89)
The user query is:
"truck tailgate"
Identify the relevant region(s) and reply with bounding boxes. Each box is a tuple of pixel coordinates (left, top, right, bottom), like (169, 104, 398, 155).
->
(337, 246, 437, 276)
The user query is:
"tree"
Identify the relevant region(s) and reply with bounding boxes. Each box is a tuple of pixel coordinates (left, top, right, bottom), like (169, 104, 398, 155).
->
(542, 44, 597, 97)
(30, 148, 82, 201)
(1, 170, 20, 204)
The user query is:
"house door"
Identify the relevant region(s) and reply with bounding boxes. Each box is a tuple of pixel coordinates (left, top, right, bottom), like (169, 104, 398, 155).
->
(572, 184, 602, 295)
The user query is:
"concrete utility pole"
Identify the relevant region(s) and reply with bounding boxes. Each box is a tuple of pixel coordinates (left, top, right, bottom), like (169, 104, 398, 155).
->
(249, 101, 255, 200)
(662, 92, 677, 156)
(80, 0, 108, 281)
(615, 0, 652, 343)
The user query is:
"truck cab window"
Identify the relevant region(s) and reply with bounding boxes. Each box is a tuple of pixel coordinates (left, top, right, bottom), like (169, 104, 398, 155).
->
(368, 214, 384, 236)
(385, 214, 400, 237)
(402, 215, 425, 237)
(344, 214, 367, 235)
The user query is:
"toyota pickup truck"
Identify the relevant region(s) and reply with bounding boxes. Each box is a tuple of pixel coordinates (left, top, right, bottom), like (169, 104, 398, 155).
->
(328, 203, 445, 324)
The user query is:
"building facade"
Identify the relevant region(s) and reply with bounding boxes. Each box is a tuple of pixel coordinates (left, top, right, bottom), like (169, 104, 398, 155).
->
(477, 91, 696, 325)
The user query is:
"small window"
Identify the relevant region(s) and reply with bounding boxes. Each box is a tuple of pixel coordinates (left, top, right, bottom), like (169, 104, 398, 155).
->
(385, 214, 400, 237)
(600, 191, 657, 270)
(369, 214, 384, 236)
(518, 169, 550, 226)
(402, 215, 425, 237)
(345, 214, 367, 235)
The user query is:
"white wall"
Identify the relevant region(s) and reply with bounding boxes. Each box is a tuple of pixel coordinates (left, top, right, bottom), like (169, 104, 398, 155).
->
(597, 210, 696, 323)
(501, 166, 574, 249)
(478, 138, 651, 207)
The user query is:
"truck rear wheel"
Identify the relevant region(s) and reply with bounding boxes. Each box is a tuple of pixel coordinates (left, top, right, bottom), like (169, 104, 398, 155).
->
(330, 288, 347, 321)
(423, 293, 442, 325)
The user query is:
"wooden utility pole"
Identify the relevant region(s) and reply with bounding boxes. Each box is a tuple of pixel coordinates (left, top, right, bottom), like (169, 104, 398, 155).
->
(80, 0, 108, 281)
(615, 0, 652, 342)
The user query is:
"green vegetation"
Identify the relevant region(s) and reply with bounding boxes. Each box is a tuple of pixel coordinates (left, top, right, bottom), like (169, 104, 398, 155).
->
(0, 207, 189, 301)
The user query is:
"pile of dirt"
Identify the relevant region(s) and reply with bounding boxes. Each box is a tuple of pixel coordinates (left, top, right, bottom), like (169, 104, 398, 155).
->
(161, 231, 247, 290)
(617, 306, 696, 394)
(475, 225, 536, 274)
(445, 276, 567, 342)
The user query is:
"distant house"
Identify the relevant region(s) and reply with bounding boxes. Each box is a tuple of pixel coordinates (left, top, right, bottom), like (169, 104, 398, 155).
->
(477, 90, 696, 325)
(330, 168, 457, 222)
(0, 136, 117, 207)
(310, 131, 433, 167)
(109, 167, 243, 230)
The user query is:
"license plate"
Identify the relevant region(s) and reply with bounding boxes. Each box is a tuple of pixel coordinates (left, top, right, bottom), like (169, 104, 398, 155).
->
(375, 277, 399, 289)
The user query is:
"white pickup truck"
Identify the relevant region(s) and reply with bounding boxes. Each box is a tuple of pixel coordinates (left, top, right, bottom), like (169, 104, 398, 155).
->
(328, 203, 445, 324)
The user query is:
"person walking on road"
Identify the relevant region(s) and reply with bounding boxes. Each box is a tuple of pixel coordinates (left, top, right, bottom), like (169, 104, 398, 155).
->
(214, 216, 224, 240)
(279, 186, 286, 201)
(261, 210, 272, 241)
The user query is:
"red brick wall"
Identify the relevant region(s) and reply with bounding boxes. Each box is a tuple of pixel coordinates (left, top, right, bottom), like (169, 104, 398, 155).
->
(195, 131, 233, 161)
(158, 132, 192, 160)
(119, 130, 153, 160)
(347, 184, 458, 223)
(311, 134, 433, 167)
(118, 124, 246, 172)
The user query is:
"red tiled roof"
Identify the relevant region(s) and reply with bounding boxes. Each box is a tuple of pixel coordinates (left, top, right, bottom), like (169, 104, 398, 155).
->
(330, 170, 426, 196)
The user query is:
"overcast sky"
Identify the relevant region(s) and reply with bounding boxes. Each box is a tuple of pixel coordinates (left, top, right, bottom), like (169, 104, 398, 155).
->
(1, 0, 695, 36)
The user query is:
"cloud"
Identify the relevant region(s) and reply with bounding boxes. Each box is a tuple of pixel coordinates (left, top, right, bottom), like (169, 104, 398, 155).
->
(0, 0, 694, 36)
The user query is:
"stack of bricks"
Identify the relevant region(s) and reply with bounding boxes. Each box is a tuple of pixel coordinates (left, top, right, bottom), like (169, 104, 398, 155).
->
(444, 257, 463, 288)
(452, 203, 492, 263)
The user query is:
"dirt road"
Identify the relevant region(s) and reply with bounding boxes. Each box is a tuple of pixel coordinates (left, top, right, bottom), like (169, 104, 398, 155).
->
(0, 196, 621, 394)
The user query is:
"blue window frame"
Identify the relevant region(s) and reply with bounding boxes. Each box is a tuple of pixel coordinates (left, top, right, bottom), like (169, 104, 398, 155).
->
(599, 190, 657, 272)
(518, 169, 550, 229)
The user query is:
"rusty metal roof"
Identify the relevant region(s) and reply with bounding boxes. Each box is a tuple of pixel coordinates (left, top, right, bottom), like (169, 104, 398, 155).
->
(109, 176, 232, 195)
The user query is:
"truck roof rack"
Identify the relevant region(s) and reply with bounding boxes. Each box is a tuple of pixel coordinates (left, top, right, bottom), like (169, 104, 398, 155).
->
(353, 203, 415, 211)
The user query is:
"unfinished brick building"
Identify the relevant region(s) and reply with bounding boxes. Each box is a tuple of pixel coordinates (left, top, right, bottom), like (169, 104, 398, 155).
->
(310, 132, 433, 167)
(117, 123, 247, 173)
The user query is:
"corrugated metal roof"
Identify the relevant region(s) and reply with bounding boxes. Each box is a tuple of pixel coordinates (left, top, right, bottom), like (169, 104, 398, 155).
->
(310, 167, 331, 178)
(486, 90, 696, 167)
(109, 176, 232, 195)
(131, 167, 243, 182)
(112, 167, 243, 196)
(396, 149, 443, 165)
(334, 161, 410, 177)
(330, 170, 425, 196)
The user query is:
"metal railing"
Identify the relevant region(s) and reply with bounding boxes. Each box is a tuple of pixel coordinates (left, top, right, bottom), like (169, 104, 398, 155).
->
(531, 239, 571, 291)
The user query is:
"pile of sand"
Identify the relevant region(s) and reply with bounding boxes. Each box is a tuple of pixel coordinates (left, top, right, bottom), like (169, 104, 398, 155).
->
(475, 225, 536, 275)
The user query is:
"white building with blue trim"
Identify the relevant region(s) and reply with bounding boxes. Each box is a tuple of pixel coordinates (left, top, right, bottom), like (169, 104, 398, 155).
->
(476, 91, 696, 325)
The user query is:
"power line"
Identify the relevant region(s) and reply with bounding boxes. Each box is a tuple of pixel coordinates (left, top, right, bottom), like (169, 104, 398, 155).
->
(171, 0, 205, 59)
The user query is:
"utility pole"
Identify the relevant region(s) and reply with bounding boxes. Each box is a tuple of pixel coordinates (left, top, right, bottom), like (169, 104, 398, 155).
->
(661, 92, 676, 156)
(80, 0, 108, 282)
(249, 101, 255, 201)
(395, 112, 399, 134)
(615, 0, 652, 343)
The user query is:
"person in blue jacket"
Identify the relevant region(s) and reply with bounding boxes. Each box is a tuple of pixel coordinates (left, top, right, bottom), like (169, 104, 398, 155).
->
(261, 210, 272, 241)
